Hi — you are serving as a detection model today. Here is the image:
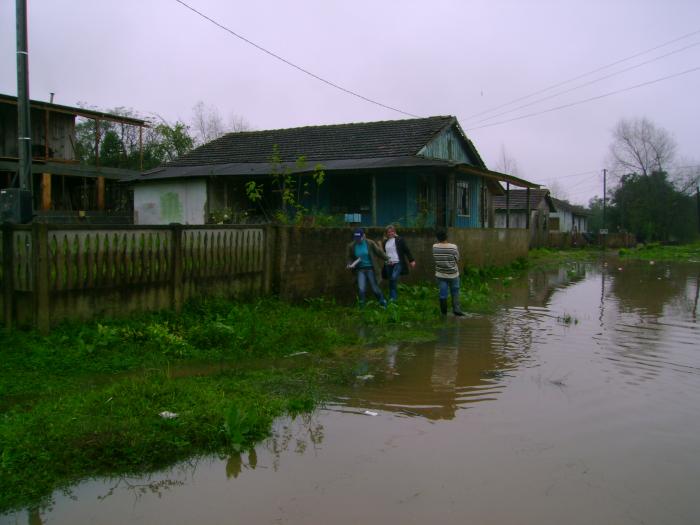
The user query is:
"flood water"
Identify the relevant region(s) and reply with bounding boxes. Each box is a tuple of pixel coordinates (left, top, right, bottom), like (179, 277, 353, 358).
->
(4, 259, 700, 524)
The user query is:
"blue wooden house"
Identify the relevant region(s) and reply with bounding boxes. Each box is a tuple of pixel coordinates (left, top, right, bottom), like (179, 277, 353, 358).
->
(131, 116, 537, 227)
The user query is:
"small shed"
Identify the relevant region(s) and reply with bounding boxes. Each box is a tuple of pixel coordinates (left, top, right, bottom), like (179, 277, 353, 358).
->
(493, 188, 555, 247)
(550, 197, 589, 233)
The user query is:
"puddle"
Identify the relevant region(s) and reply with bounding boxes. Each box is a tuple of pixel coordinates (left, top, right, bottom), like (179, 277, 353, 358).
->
(4, 259, 700, 525)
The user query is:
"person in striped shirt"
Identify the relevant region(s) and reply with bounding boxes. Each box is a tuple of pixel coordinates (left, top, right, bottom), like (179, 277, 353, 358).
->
(432, 229, 465, 316)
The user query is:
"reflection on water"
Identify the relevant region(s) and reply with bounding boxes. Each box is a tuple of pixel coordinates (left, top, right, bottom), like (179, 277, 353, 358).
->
(4, 259, 700, 525)
(334, 318, 520, 420)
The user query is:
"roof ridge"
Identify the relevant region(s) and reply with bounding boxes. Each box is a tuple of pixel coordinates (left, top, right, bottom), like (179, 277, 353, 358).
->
(218, 115, 454, 137)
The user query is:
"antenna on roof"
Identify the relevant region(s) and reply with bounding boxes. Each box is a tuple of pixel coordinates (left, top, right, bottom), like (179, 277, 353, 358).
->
(50, 92, 54, 103)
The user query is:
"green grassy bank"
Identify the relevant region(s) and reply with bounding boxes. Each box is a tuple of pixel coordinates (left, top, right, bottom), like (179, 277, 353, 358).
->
(0, 262, 525, 513)
(618, 242, 700, 261)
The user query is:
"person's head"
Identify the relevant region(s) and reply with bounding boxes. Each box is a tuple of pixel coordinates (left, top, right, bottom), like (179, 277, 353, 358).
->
(385, 224, 397, 238)
(436, 229, 447, 242)
(353, 228, 365, 243)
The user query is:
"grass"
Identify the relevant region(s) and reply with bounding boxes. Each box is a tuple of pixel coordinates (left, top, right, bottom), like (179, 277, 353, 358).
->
(618, 242, 700, 261)
(528, 247, 600, 268)
(0, 259, 532, 514)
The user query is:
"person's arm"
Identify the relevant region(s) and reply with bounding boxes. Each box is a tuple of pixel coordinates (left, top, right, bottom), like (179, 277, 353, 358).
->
(371, 240, 390, 262)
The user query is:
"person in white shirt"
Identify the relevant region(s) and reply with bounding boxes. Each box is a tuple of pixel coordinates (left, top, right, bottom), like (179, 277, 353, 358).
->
(381, 225, 416, 302)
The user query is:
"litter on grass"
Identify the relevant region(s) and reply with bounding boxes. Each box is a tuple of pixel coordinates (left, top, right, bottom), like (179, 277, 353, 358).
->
(159, 411, 178, 419)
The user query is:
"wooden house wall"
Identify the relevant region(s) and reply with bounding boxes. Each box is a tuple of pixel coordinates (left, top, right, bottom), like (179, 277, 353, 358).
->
(418, 126, 476, 164)
(0, 103, 75, 160)
(453, 173, 483, 228)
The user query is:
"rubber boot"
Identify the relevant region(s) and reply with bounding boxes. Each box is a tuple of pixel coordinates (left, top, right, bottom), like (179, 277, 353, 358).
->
(452, 295, 465, 317)
(439, 298, 448, 316)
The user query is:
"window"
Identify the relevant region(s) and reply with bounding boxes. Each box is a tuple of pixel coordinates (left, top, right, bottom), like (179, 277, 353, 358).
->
(456, 181, 470, 217)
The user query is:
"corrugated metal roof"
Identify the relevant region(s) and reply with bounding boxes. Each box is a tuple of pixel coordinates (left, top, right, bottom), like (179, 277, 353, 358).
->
(0, 93, 148, 126)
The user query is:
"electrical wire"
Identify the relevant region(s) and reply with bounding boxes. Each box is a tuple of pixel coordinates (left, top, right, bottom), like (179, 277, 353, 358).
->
(173, 0, 421, 118)
(467, 41, 700, 126)
(464, 28, 700, 121)
(465, 66, 700, 132)
(551, 169, 600, 180)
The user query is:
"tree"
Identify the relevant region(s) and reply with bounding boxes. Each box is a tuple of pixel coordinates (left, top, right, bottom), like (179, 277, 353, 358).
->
(494, 144, 519, 176)
(608, 117, 677, 177)
(586, 196, 605, 234)
(610, 170, 696, 242)
(547, 180, 569, 202)
(191, 101, 252, 145)
(191, 101, 226, 144)
(74, 106, 195, 171)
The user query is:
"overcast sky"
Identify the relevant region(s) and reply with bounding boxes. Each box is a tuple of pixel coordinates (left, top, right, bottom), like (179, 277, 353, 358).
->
(1, 0, 699, 204)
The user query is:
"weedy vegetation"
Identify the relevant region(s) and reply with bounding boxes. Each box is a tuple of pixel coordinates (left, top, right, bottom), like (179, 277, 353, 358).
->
(618, 242, 700, 262)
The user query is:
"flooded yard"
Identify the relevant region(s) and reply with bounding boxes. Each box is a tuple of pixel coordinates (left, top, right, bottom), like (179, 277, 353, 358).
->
(4, 259, 700, 524)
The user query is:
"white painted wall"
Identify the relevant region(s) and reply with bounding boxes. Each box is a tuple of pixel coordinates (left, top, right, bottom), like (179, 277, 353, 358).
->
(133, 179, 207, 225)
(549, 211, 573, 232)
(550, 211, 588, 233)
(494, 211, 528, 229)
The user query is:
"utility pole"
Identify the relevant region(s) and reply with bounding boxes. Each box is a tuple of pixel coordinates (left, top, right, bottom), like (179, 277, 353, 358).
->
(600, 168, 608, 251)
(696, 185, 699, 235)
(16, 0, 32, 193)
(602, 168, 607, 231)
(0, 0, 34, 223)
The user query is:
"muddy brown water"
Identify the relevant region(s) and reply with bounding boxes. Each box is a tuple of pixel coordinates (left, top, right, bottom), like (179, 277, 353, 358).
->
(4, 259, 700, 525)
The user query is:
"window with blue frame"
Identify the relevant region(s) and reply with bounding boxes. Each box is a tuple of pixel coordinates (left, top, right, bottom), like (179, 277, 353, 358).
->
(457, 181, 470, 217)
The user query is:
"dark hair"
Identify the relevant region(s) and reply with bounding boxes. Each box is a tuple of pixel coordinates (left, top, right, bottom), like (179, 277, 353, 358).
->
(436, 229, 447, 242)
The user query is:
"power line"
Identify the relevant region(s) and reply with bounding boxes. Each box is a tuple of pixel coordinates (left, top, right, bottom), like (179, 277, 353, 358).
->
(552, 169, 600, 180)
(464, 28, 700, 121)
(566, 176, 602, 191)
(467, 41, 700, 126)
(173, 0, 421, 118)
(465, 65, 700, 132)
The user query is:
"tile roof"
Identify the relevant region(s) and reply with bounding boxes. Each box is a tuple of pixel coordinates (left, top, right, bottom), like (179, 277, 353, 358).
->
(492, 189, 553, 211)
(167, 116, 455, 167)
(551, 197, 590, 216)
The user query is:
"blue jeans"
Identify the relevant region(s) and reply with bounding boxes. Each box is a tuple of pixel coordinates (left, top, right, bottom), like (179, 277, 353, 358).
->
(357, 268, 387, 306)
(437, 276, 460, 300)
(386, 262, 402, 301)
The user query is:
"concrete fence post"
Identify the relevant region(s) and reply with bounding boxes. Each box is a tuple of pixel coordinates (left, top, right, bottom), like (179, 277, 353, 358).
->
(32, 222, 50, 333)
(170, 223, 184, 313)
(2, 222, 14, 330)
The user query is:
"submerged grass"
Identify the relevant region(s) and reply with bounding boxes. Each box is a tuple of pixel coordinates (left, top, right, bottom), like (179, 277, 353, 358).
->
(0, 260, 534, 513)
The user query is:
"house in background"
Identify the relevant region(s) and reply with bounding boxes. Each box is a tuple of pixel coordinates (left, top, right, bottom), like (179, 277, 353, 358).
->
(0, 93, 146, 223)
(549, 197, 589, 233)
(492, 188, 555, 247)
(130, 116, 538, 227)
